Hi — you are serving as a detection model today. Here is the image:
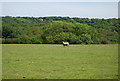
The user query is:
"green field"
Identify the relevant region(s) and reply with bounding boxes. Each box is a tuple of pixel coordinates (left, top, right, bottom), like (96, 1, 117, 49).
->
(2, 44, 118, 79)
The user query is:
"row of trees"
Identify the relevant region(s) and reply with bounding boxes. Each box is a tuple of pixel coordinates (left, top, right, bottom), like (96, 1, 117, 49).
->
(1, 16, 120, 44)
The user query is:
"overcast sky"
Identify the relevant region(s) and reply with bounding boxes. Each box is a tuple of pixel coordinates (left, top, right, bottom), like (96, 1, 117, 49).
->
(2, 2, 118, 18)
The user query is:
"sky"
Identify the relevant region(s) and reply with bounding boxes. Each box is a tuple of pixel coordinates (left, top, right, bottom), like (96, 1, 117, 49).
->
(1, 1, 119, 18)
(1, 0, 120, 2)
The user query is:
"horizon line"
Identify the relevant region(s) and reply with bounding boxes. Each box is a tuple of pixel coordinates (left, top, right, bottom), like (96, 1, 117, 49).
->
(1, 15, 118, 19)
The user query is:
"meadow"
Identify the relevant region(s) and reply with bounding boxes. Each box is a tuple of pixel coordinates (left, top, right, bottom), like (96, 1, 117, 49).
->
(2, 44, 118, 79)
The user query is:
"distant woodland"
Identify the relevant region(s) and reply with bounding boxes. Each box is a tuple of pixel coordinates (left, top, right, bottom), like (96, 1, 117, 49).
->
(1, 16, 120, 44)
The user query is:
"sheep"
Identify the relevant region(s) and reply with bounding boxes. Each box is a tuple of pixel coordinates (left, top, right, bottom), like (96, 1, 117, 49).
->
(62, 41, 69, 46)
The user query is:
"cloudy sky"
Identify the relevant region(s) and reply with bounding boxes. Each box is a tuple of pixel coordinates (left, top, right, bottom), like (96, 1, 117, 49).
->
(1, 0, 119, 18)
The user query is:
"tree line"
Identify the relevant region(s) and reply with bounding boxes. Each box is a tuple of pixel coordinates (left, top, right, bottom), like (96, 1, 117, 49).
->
(1, 16, 120, 44)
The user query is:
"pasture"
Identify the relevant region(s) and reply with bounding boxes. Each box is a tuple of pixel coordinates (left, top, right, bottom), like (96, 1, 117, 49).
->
(2, 44, 118, 79)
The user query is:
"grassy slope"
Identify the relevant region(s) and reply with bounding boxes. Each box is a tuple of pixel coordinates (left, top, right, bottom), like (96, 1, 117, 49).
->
(2, 44, 118, 79)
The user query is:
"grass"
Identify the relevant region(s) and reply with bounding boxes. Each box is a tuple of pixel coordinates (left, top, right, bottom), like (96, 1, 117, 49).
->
(2, 44, 118, 79)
